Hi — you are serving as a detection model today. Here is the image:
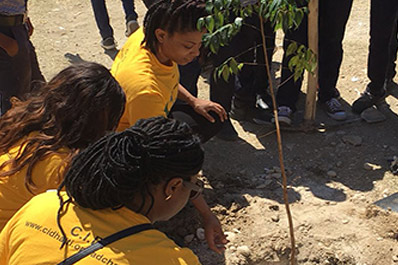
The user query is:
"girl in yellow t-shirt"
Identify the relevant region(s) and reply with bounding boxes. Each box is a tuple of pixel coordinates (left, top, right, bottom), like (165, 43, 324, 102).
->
(111, 0, 228, 254)
(0, 62, 126, 231)
(2, 117, 208, 265)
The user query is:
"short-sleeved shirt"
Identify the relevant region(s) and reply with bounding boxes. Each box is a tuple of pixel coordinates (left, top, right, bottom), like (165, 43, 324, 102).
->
(0, 134, 69, 231)
(0, 192, 201, 265)
(111, 28, 179, 131)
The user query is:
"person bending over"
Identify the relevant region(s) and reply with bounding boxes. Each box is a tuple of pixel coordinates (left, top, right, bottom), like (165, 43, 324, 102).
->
(0, 117, 222, 264)
(111, 0, 227, 143)
(0, 62, 125, 231)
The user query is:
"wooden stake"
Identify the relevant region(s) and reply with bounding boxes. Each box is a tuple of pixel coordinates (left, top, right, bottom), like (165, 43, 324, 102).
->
(304, 0, 319, 122)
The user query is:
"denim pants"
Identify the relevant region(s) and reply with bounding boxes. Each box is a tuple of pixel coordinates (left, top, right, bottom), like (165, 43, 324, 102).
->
(277, 0, 353, 110)
(367, 0, 398, 94)
(0, 24, 44, 116)
(90, 0, 138, 40)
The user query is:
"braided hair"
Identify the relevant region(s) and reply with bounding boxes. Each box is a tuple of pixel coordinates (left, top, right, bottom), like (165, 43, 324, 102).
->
(61, 116, 204, 210)
(143, 0, 207, 53)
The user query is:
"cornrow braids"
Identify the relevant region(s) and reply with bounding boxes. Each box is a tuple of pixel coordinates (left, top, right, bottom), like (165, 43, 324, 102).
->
(143, 0, 207, 53)
(63, 116, 204, 210)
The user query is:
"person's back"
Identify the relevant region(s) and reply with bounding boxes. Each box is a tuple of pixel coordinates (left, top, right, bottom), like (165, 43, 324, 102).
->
(0, 135, 69, 230)
(0, 62, 125, 231)
(0, 191, 199, 265)
(0, 117, 205, 264)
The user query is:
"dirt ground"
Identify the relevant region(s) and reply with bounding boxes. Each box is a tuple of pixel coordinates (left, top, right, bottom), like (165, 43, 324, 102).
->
(29, 0, 398, 264)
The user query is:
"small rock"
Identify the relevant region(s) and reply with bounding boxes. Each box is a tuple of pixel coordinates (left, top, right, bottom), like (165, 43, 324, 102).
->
(237, 245, 251, 257)
(342, 135, 362, 146)
(330, 141, 337, 147)
(271, 215, 280, 222)
(363, 162, 382, 171)
(224, 231, 236, 242)
(273, 166, 281, 173)
(269, 205, 279, 211)
(336, 161, 343, 167)
(229, 245, 237, 251)
(271, 172, 282, 178)
(196, 228, 205, 240)
(393, 255, 398, 262)
(184, 234, 195, 243)
(342, 219, 349, 224)
(327, 170, 337, 178)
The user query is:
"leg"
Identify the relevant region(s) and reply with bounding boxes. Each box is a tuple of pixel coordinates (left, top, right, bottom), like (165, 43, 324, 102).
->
(121, 0, 138, 21)
(317, 0, 353, 103)
(90, 0, 113, 40)
(0, 25, 31, 115)
(352, 0, 398, 113)
(28, 40, 45, 93)
(386, 20, 398, 82)
(169, 104, 223, 143)
(277, 14, 308, 112)
(367, 0, 398, 94)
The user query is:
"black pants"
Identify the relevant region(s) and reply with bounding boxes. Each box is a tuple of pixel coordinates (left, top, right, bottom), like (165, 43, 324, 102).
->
(277, 0, 353, 110)
(169, 104, 223, 143)
(210, 16, 275, 112)
(387, 22, 398, 81)
(0, 24, 44, 116)
(367, 0, 398, 95)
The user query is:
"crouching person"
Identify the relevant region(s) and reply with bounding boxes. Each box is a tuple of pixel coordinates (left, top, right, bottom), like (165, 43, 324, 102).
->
(0, 117, 224, 265)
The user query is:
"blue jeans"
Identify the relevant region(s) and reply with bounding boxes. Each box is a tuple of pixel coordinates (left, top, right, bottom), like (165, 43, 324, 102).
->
(90, 0, 138, 40)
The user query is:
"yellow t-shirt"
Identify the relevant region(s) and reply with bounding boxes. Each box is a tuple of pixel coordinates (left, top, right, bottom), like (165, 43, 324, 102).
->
(0, 192, 201, 265)
(111, 28, 180, 131)
(0, 135, 69, 231)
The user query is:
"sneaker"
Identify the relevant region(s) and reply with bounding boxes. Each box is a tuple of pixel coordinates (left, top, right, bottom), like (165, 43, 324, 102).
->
(125, 20, 139, 37)
(100, 37, 116, 50)
(271, 106, 292, 125)
(321, 97, 347, 121)
(352, 88, 386, 114)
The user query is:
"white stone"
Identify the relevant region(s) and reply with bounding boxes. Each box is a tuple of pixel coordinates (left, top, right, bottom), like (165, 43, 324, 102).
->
(196, 228, 205, 240)
(237, 245, 251, 257)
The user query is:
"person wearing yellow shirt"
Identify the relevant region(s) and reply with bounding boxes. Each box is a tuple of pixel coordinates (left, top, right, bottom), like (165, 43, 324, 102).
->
(111, 0, 227, 143)
(0, 117, 216, 265)
(0, 62, 126, 231)
(111, 0, 228, 254)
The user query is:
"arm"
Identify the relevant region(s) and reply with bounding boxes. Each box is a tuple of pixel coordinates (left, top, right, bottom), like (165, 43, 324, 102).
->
(177, 84, 227, 123)
(191, 195, 227, 254)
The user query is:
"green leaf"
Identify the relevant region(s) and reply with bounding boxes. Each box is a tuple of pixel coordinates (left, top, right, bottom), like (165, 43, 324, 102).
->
(229, 58, 239, 74)
(206, 15, 215, 32)
(222, 64, 230, 81)
(286, 42, 297, 57)
(205, 1, 214, 14)
(197, 17, 205, 31)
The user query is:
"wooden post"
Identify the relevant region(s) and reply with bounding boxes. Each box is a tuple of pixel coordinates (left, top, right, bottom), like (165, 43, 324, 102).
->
(304, 0, 319, 122)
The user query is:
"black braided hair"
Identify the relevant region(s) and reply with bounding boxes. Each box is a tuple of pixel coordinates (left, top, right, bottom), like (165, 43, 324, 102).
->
(63, 116, 204, 210)
(143, 0, 207, 53)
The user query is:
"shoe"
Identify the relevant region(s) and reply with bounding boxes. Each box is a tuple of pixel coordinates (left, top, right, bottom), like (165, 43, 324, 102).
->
(100, 37, 116, 50)
(321, 97, 347, 121)
(125, 20, 139, 37)
(271, 106, 292, 125)
(216, 119, 239, 141)
(352, 88, 386, 114)
(230, 98, 273, 124)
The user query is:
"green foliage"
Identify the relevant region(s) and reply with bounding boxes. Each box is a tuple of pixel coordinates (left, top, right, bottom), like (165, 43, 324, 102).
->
(198, 0, 316, 83)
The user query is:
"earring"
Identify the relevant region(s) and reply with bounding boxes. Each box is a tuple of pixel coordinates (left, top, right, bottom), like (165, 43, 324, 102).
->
(165, 194, 172, 201)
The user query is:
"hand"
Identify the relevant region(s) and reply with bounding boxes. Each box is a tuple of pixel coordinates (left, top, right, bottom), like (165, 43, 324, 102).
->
(202, 212, 228, 254)
(192, 98, 227, 123)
